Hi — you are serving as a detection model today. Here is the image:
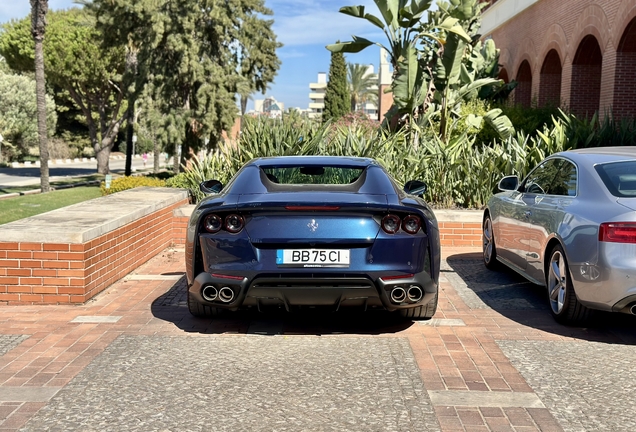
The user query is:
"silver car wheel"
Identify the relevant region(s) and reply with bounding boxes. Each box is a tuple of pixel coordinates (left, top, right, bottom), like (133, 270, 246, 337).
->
(548, 250, 567, 314)
(483, 217, 494, 264)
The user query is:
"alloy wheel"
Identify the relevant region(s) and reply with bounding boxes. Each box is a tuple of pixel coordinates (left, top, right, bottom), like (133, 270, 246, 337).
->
(483, 217, 494, 264)
(548, 250, 567, 314)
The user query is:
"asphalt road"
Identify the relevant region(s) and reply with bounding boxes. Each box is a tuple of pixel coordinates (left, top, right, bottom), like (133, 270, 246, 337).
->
(0, 157, 170, 188)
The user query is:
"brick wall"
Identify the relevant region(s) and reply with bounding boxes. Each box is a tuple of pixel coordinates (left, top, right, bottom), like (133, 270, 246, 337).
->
(0, 199, 188, 305)
(538, 50, 562, 106)
(483, 0, 636, 118)
(514, 60, 533, 107)
(0, 202, 484, 305)
(438, 222, 482, 247)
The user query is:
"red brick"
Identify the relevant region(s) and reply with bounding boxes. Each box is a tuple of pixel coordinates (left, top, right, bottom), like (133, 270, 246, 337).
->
(7, 251, 33, 259)
(33, 252, 59, 260)
(43, 243, 70, 252)
(19, 242, 43, 251)
(7, 268, 32, 277)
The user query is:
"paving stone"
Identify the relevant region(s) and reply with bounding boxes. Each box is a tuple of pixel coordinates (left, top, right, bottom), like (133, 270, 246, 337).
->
(0, 336, 29, 357)
(70, 316, 122, 323)
(20, 335, 441, 432)
(152, 277, 188, 308)
(498, 340, 636, 432)
(443, 257, 545, 311)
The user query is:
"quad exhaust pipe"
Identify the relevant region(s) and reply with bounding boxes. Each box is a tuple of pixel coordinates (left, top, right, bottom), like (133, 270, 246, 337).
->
(390, 287, 407, 303)
(390, 285, 423, 304)
(219, 287, 235, 303)
(407, 285, 423, 303)
(201, 285, 218, 302)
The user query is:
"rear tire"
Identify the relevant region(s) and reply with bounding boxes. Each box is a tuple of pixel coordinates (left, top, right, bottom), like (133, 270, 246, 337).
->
(399, 293, 438, 320)
(187, 291, 224, 318)
(483, 214, 499, 270)
(546, 244, 590, 325)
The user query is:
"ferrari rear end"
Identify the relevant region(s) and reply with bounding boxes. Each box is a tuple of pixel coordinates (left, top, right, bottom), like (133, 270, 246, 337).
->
(185, 157, 440, 319)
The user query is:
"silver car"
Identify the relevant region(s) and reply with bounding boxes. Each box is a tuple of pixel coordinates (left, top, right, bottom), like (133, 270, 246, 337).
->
(483, 147, 636, 324)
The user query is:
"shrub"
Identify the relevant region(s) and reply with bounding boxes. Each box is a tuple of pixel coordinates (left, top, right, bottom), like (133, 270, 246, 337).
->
(100, 176, 166, 195)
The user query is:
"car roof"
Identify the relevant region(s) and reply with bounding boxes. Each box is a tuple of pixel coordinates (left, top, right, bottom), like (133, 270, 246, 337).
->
(560, 147, 636, 165)
(247, 156, 378, 168)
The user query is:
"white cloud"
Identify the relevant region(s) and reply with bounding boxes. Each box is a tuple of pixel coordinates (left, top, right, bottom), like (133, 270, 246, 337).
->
(269, 0, 385, 47)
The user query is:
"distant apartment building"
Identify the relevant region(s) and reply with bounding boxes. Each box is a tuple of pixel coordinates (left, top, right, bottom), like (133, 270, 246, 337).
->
(308, 72, 327, 119)
(481, 0, 636, 119)
(254, 96, 284, 119)
(308, 64, 382, 120)
(356, 65, 379, 120)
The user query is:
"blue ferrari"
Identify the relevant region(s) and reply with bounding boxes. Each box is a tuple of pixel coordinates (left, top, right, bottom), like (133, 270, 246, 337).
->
(185, 156, 440, 319)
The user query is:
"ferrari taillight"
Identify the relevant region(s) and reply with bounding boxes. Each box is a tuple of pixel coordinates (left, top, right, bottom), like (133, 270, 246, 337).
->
(224, 214, 245, 233)
(402, 215, 421, 234)
(381, 214, 401, 234)
(204, 214, 223, 233)
(599, 222, 636, 243)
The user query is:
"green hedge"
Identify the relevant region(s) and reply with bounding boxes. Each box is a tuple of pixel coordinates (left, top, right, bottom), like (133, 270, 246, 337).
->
(100, 176, 166, 195)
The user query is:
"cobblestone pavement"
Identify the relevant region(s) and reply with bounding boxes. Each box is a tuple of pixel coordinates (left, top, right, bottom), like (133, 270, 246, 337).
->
(0, 246, 635, 431)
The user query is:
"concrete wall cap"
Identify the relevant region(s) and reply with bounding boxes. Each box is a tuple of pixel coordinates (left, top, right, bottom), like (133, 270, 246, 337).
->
(0, 187, 189, 243)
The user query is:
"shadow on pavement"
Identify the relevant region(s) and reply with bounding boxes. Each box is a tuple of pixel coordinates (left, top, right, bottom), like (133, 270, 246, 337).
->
(150, 276, 414, 335)
(446, 252, 636, 344)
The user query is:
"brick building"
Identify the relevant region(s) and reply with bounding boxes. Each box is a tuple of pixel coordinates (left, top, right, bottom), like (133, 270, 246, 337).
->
(481, 0, 636, 119)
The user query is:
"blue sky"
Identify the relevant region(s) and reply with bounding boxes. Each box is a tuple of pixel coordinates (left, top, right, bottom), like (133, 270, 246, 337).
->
(1, 0, 390, 110)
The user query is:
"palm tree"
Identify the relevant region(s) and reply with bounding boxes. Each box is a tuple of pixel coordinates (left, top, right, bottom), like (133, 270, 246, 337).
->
(30, 0, 50, 192)
(347, 63, 378, 113)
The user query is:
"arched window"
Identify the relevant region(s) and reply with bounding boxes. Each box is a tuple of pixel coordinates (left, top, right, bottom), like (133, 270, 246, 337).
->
(539, 50, 562, 107)
(515, 61, 532, 107)
(614, 18, 636, 119)
(570, 35, 602, 118)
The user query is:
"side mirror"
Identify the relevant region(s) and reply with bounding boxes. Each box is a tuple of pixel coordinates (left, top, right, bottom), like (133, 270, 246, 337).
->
(200, 179, 223, 194)
(498, 175, 519, 191)
(404, 180, 427, 197)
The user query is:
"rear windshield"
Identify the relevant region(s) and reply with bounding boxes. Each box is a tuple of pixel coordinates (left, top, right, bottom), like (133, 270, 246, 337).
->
(595, 161, 636, 197)
(261, 166, 364, 185)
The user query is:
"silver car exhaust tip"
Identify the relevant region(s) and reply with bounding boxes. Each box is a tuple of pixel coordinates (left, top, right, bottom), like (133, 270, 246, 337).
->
(390, 287, 407, 303)
(201, 285, 218, 302)
(407, 285, 423, 303)
(219, 287, 235, 303)
(630, 304, 636, 315)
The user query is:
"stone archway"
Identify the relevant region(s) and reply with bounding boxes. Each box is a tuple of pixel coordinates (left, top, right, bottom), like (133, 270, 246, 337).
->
(498, 68, 510, 83)
(614, 17, 636, 119)
(570, 35, 602, 118)
(515, 61, 532, 107)
(539, 49, 562, 107)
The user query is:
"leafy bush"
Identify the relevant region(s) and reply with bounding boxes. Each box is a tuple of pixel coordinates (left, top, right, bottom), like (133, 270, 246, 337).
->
(100, 176, 166, 195)
(0, 71, 57, 161)
(167, 107, 635, 209)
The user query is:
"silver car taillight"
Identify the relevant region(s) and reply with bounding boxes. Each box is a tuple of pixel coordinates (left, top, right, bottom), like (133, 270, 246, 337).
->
(599, 222, 636, 243)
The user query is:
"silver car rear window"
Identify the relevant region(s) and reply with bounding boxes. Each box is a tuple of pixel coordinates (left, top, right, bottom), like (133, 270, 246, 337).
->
(595, 161, 636, 197)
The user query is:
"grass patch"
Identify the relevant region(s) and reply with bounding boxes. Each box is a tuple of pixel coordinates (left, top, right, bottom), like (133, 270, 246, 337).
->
(0, 175, 105, 195)
(0, 186, 102, 225)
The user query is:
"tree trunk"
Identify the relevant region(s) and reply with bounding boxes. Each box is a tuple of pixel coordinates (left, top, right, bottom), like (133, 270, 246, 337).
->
(124, 100, 134, 176)
(30, 0, 49, 193)
(173, 141, 181, 175)
(153, 131, 159, 173)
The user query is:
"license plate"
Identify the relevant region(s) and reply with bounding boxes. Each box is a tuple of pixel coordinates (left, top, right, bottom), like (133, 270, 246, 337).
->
(276, 249, 350, 267)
